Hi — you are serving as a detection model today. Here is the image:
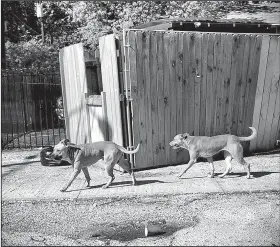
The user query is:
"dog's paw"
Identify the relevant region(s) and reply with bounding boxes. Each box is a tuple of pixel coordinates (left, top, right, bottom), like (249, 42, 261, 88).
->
(217, 175, 225, 178)
(60, 188, 67, 192)
(102, 185, 108, 189)
(207, 173, 214, 178)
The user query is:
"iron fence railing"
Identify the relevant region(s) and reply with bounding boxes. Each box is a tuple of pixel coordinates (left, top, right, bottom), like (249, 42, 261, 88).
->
(1, 68, 66, 149)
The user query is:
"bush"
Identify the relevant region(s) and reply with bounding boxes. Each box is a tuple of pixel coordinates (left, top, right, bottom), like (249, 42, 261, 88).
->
(5, 38, 60, 69)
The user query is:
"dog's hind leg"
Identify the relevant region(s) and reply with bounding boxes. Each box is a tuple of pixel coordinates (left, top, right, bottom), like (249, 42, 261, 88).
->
(237, 158, 251, 179)
(82, 167, 91, 187)
(118, 158, 137, 186)
(207, 157, 215, 178)
(218, 152, 232, 178)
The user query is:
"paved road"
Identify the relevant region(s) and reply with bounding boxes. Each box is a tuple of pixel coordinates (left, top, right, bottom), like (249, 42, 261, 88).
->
(1, 150, 280, 246)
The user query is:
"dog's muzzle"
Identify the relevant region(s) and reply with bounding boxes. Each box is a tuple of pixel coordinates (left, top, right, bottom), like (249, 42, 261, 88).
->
(169, 141, 180, 149)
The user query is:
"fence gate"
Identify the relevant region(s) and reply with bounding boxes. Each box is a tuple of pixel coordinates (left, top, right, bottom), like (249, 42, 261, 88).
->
(99, 34, 125, 146)
(59, 43, 90, 144)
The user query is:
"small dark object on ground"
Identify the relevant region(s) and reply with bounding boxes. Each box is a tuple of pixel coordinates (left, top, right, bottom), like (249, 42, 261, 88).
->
(40, 146, 71, 166)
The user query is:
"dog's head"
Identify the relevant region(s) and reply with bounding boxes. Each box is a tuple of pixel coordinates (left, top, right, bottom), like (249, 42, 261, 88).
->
(169, 133, 189, 149)
(51, 139, 79, 160)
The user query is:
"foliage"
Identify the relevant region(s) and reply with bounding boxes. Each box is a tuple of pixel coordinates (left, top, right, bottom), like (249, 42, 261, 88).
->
(71, 1, 238, 51)
(3, 1, 277, 69)
(5, 39, 59, 69)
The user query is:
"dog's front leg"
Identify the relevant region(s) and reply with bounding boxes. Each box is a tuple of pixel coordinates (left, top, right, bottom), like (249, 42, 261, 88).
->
(178, 159, 196, 178)
(60, 168, 81, 192)
(82, 167, 91, 187)
(102, 163, 115, 189)
(207, 157, 215, 178)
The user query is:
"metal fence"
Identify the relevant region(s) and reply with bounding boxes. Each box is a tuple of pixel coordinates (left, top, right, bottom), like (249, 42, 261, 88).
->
(1, 68, 66, 149)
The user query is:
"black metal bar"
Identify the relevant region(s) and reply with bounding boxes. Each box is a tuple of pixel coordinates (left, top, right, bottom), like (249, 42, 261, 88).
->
(49, 70, 56, 146)
(7, 74, 15, 148)
(31, 72, 38, 147)
(42, 74, 50, 146)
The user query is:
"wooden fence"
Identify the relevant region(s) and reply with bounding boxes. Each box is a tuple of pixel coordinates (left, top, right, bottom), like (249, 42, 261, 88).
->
(58, 31, 279, 170)
(124, 30, 280, 169)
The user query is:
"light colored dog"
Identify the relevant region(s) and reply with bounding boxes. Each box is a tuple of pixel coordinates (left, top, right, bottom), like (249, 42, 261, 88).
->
(169, 127, 257, 179)
(51, 139, 140, 192)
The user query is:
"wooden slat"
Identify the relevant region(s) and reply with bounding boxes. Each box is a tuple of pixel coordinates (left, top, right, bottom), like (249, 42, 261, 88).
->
(176, 31, 186, 163)
(163, 32, 171, 165)
(150, 31, 159, 167)
(156, 31, 166, 166)
(243, 35, 262, 151)
(183, 32, 191, 135)
(169, 32, 178, 163)
(99, 34, 123, 146)
(205, 33, 214, 136)
(135, 31, 147, 169)
(187, 33, 196, 136)
(199, 33, 208, 136)
(226, 34, 239, 134)
(250, 35, 271, 151)
(212, 33, 222, 136)
(222, 34, 234, 134)
(256, 36, 278, 149)
(143, 31, 153, 167)
(268, 37, 280, 149)
(194, 32, 202, 136)
(128, 31, 140, 163)
(59, 43, 89, 144)
(260, 36, 280, 150)
(215, 33, 226, 135)
(231, 34, 245, 135)
(236, 35, 251, 136)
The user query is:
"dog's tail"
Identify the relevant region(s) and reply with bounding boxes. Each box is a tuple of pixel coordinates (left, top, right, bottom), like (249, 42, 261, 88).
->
(238, 127, 257, 142)
(118, 143, 140, 154)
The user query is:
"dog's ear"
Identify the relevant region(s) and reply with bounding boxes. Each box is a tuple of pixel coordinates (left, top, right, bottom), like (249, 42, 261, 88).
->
(61, 139, 70, 145)
(182, 133, 189, 139)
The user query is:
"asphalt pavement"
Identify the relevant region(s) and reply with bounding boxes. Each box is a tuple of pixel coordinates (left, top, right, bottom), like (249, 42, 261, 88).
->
(1, 149, 280, 201)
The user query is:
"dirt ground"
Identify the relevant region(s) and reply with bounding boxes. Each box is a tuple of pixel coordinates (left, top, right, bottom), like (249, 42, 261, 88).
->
(1, 148, 280, 246)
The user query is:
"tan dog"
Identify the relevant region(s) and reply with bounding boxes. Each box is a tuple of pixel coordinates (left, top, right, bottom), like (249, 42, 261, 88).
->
(51, 139, 140, 192)
(169, 127, 257, 179)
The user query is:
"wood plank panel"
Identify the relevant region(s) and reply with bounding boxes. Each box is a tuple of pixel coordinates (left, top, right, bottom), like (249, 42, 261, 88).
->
(212, 33, 222, 136)
(236, 35, 251, 136)
(169, 32, 178, 163)
(59, 43, 89, 144)
(194, 32, 202, 136)
(163, 32, 172, 165)
(150, 31, 159, 167)
(215, 33, 226, 135)
(231, 35, 245, 135)
(256, 36, 278, 150)
(205, 33, 214, 136)
(199, 33, 208, 136)
(261, 36, 280, 150)
(250, 35, 271, 151)
(243, 35, 262, 151)
(268, 37, 280, 149)
(143, 31, 153, 167)
(226, 34, 239, 134)
(182, 32, 191, 135)
(128, 31, 140, 165)
(156, 31, 166, 165)
(187, 33, 196, 136)
(176, 31, 186, 163)
(134, 31, 147, 169)
(99, 34, 123, 146)
(222, 34, 234, 134)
